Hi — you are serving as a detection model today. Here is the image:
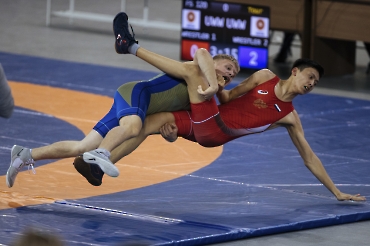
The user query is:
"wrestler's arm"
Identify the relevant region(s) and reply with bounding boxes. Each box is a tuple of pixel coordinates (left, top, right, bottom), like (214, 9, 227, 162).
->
(217, 68, 274, 104)
(159, 122, 199, 143)
(159, 123, 178, 142)
(136, 47, 218, 98)
(192, 48, 218, 97)
(284, 110, 366, 201)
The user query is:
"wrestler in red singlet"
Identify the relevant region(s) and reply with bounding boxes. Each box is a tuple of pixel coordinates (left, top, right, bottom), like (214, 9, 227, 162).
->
(173, 76, 294, 147)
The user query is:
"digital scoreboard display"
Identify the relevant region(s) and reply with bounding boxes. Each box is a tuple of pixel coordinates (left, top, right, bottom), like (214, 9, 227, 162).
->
(181, 0, 270, 70)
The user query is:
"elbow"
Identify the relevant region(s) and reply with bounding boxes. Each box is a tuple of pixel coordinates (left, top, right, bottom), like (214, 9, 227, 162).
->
(194, 48, 212, 62)
(195, 48, 209, 56)
(302, 154, 316, 169)
(218, 97, 229, 105)
(303, 161, 311, 169)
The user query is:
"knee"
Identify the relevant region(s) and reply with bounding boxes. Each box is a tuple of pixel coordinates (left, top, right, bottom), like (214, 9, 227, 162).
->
(119, 116, 143, 137)
(128, 124, 142, 137)
(117, 122, 142, 139)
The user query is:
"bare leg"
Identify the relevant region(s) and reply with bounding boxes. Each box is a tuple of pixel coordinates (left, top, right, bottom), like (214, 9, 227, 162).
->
(110, 112, 175, 163)
(136, 48, 188, 79)
(31, 130, 103, 160)
(98, 115, 142, 152)
(110, 133, 147, 163)
(136, 48, 212, 104)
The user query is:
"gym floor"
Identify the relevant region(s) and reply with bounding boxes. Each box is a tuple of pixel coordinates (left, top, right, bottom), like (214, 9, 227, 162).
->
(0, 1, 369, 245)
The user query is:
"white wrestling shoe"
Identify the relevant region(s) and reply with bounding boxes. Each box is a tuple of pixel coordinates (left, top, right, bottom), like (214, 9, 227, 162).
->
(6, 145, 35, 188)
(82, 149, 119, 177)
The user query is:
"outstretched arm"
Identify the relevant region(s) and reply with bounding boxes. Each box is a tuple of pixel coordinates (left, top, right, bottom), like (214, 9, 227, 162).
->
(285, 111, 366, 201)
(216, 69, 275, 104)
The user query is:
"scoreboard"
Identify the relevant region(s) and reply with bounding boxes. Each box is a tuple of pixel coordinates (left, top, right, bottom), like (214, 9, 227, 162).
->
(181, 0, 270, 70)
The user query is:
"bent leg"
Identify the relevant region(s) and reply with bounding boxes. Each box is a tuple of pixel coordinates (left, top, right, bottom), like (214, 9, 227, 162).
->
(135, 48, 216, 104)
(110, 112, 175, 163)
(136, 48, 188, 80)
(31, 130, 103, 161)
(98, 115, 142, 152)
(73, 112, 175, 186)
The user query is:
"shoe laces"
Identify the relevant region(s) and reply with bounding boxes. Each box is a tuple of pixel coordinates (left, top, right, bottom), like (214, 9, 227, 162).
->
(129, 24, 136, 40)
(96, 149, 110, 159)
(127, 23, 138, 44)
(25, 159, 36, 174)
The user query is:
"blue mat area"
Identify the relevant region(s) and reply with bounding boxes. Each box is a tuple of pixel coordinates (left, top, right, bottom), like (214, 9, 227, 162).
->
(0, 51, 156, 96)
(0, 52, 369, 245)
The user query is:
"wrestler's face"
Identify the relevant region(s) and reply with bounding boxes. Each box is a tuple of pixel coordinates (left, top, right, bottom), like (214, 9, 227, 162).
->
(213, 59, 238, 85)
(293, 67, 320, 94)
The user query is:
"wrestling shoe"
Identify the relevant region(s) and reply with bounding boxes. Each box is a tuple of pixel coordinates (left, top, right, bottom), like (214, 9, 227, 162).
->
(73, 155, 104, 186)
(82, 149, 119, 177)
(6, 145, 35, 188)
(113, 12, 138, 54)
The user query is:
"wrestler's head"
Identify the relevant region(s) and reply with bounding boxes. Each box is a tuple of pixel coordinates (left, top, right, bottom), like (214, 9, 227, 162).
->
(213, 54, 240, 85)
(291, 58, 324, 94)
(292, 58, 324, 79)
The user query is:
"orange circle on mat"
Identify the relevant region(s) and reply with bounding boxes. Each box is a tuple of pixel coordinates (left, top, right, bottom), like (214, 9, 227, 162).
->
(0, 81, 222, 209)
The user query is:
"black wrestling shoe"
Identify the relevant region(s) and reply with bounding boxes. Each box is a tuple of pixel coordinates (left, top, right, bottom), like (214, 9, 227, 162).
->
(73, 155, 104, 186)
(113, 12, 138, 54)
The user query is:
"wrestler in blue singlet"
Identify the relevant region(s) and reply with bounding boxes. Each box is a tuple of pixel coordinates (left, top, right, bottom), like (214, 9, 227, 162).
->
(93, 73, 190, 137)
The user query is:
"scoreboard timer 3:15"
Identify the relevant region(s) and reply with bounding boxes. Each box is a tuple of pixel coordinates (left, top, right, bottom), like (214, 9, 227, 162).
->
(181, 0, 270, 70)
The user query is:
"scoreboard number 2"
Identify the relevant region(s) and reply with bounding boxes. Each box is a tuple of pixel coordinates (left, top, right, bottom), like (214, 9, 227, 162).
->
(249, 51, 258, 66)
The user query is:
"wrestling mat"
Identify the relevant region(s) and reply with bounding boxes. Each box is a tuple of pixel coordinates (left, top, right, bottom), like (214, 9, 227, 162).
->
(0, 52, 369, 245)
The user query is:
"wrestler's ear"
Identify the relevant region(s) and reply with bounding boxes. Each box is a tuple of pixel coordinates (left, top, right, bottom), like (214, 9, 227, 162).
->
(291, 67, 298, 76)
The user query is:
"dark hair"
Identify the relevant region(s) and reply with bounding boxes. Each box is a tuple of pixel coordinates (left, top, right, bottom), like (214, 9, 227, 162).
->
(292, 58, 324, 79)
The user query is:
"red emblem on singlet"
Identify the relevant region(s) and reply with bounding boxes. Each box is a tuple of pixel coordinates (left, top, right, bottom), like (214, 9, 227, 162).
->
(253, 98, 267, 109)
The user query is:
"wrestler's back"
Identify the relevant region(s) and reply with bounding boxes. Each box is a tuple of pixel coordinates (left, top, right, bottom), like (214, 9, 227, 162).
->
(117, 73, 190, 115)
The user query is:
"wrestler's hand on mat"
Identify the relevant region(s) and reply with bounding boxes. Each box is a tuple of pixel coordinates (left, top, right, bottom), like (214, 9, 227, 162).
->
(159, 123, 178, 142)
(336, 192, 366, 201)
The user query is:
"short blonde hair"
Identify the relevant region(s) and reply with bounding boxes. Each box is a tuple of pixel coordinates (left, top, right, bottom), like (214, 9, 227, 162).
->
(212, 54, 240, 73)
